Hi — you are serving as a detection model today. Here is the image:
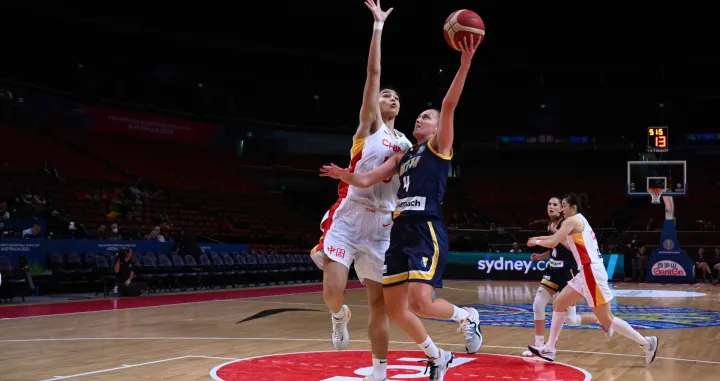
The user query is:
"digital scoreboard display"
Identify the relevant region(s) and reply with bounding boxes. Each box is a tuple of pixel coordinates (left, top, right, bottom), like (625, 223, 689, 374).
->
(648, 127, 669, 152)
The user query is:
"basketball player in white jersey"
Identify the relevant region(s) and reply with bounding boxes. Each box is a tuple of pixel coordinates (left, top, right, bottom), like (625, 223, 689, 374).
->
(522, 197, 610, 357)
(526, 193, 659, 365)
(309, 1, 412, 380)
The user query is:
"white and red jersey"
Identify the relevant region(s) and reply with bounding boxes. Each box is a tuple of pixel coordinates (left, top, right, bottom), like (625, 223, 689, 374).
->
(565, 213, 604, 267)
(339, 124, 412, 212)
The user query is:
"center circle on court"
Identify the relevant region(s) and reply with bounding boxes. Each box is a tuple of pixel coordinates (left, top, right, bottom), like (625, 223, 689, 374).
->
(210, 350, 591, 381)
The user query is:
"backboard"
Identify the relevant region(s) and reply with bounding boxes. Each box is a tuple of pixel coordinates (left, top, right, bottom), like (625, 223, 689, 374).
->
(627, 160, 687, 197)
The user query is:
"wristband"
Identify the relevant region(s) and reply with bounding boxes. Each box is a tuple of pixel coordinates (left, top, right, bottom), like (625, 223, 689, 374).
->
(374, 21, 384, 31)
(535, 240, 541, 246)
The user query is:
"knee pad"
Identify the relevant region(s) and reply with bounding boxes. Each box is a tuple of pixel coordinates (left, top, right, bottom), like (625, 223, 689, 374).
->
(533, 287, 553, 321)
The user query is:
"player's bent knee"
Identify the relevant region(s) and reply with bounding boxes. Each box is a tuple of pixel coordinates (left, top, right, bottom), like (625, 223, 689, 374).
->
(533, 287, 552, 321)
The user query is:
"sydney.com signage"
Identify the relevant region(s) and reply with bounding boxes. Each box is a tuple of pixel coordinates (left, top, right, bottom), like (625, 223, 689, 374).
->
(446, 252, 625, 281)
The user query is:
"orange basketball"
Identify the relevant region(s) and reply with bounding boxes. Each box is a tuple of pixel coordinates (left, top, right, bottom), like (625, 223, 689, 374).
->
(443, 9, 486, 51)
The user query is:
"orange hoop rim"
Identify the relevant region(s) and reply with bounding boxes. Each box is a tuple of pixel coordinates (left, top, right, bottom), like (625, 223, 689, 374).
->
(648, 188, 665, 203)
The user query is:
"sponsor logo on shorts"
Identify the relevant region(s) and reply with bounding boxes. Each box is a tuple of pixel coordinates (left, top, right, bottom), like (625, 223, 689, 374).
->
(395, 196, 426, 212)
(651, 260, 686, 276)
(327, 246, 346, 259)
(549, 259, 564, 267)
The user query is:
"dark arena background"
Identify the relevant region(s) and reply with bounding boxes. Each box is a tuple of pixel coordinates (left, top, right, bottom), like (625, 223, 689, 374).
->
(1, 1, 719, 380)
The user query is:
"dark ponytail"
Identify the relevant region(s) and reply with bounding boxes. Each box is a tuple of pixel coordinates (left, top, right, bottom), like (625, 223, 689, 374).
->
(563, 193, 590, 214)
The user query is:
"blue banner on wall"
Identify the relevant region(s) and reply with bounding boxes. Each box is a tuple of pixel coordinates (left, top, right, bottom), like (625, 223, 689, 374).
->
(0, 240, 249, 268)
(646, 219, 695, 283)
(198, 244, 250, 254)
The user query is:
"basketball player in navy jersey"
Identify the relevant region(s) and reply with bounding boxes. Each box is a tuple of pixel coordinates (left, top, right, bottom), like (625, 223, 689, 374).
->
(321, 36, 482, 381)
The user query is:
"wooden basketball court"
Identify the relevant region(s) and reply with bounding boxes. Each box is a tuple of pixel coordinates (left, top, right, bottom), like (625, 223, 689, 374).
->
(1, 280, 718, 380)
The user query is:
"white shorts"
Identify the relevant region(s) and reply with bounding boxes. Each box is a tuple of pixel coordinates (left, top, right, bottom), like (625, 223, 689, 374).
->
(310, 198, 392, 284)
(568, 262, 614, 308)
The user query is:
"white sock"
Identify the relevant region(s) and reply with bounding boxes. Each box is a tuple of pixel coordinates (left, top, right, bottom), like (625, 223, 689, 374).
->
(535, 335, 544, 346)
(610, 318, 648, 346)
(419, 335, 440, 358)
(451, 306, 470, 321)
(372, 357, 387, 380)
(566, 305, 577, 321)
(331, 307, 345, 319)
(546, 311, 566, 350)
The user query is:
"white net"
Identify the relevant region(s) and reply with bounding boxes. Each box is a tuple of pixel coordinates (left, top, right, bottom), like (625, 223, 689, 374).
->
(648, 188, 664, 204)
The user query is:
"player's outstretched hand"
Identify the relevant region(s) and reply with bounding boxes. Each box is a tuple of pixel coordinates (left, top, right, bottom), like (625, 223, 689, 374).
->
(526, 238, 538, 247)
(320, 163, 347, 180)
(459, 35, 481, 66)
(365, 0, 393, 22)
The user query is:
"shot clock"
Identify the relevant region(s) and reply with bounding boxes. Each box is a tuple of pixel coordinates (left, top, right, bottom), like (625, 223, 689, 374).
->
(647, 127, 669, 153)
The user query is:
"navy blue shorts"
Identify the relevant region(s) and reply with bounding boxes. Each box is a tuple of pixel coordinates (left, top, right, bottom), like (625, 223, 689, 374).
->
(383, 217, 448, 288)
(541, 266, 577, 293)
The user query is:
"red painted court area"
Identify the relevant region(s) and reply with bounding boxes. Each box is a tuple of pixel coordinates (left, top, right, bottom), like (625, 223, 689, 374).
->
(211, 350, 590, 381)
(0, 283, 363, 319)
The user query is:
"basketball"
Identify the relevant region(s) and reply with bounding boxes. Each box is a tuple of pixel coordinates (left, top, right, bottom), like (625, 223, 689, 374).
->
(443, 9, 486, 51)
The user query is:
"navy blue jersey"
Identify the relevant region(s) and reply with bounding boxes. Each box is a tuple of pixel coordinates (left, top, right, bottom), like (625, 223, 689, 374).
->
(548, 219, 578, 272)
(393, 140, 452, 220)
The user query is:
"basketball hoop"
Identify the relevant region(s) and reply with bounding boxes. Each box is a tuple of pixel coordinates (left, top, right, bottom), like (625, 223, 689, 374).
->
(648, 188, 665, 204)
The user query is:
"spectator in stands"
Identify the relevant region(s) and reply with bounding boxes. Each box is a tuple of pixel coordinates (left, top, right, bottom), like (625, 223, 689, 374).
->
(96, 224, 108, 240)
(631, 241, 648, 282)
(22, 224, 42, 239)
(147, 227, 165, 242)
(695, 248, 711, 282)
(509, 242, 522, 252)
(108, 223, 123, 240)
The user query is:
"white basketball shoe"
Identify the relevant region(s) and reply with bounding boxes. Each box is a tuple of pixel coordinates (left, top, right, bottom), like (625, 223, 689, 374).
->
(331, 305, 351, 350)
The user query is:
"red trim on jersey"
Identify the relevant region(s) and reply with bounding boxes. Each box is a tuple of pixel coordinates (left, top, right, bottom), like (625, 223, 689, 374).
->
(337, 149, 363, 198)
(582, 263, 598, 306)
(314, 149, 364, 253)
(315, 198, 343, 252)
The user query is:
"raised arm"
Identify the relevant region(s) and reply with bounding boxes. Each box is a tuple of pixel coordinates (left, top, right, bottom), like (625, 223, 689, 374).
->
(321, 152, 403, 188)
(528, 216, 580, 249)
(354, 0, 393, 140)
(431, 36, 481, 157)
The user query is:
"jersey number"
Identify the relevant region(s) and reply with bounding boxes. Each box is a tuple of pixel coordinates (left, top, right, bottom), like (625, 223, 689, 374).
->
(402, 176, 411, 192)
(381, 156, 392, 184)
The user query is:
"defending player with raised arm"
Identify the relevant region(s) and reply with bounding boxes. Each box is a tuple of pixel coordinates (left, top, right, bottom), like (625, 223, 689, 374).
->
(526, 194, 658, 365)
(309, 2, 413, 381)
(322, 36, 483, 381)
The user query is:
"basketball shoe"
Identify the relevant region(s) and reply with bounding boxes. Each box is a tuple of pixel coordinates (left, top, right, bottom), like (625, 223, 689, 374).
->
(457, 307, 483, 353)
(642, 336, 659, 365)
(331, 305, 351, 350)
(527, 344, 556, 362)
(423, 349, 454, 381)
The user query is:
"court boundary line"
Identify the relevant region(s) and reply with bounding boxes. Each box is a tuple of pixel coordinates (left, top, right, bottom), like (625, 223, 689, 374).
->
(5, 336, 718, 366)
(0, 283, 365, 321)
(39, 355, 194, 381)
(208, 349, 592, 381)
